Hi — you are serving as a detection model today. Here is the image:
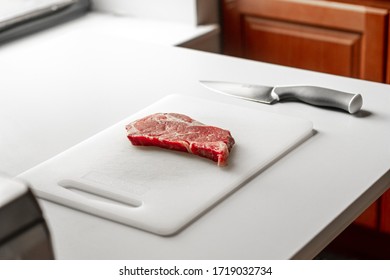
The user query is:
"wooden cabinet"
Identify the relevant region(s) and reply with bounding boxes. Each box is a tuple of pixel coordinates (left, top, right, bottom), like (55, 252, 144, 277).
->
(222, 0, 388, 82)
(330, 0, 390, 84)
(221, 0, 390, 236)
(221, 0, 242, 56)
(380, 189, 390, 233)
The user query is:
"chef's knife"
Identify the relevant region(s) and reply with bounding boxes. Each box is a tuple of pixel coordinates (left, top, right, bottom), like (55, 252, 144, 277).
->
(199, 80, 363, 114)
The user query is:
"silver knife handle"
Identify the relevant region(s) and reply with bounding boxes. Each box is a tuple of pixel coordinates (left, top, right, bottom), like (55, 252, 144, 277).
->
(273, 86, 363, 114)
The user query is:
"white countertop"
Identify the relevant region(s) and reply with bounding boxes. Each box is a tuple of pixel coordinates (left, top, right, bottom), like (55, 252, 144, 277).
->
(1, 13, 390, 259)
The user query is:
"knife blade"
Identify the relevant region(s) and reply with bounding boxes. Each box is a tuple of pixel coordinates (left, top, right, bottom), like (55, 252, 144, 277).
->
(199, 80, 363, 114)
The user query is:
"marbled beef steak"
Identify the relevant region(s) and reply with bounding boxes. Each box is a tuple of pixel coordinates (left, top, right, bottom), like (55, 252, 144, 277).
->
(126, 113, 235, 166)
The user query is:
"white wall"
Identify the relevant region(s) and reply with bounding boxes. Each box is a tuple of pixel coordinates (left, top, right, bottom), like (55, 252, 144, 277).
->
(91, 0, 218, 26)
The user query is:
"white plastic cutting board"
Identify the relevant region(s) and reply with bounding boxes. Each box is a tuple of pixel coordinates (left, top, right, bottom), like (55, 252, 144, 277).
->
(18, 95, 313, 236)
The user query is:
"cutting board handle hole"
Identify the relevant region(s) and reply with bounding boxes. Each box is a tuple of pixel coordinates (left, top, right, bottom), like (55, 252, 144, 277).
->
(58, 179, 142, 208)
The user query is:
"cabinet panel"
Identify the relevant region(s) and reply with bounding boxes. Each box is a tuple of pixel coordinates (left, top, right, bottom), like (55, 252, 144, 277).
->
(354, 201, 378, 229)
(243, 17, 361, 77)
(221, 0, 242, 56)
(387, 16, 390, 83)
(380, 188, 390, 233)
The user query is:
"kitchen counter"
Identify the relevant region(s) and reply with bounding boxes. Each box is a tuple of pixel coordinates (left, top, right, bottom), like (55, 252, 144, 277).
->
(1, 12, 390, 259)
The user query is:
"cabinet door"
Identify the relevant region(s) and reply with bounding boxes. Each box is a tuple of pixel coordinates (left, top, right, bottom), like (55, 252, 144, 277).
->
(243, 17, 361, 78)
(235, 0, 388, 82)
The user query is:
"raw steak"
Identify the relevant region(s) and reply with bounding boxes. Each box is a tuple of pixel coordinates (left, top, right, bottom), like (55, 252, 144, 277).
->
(126, 113, 235, 166)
